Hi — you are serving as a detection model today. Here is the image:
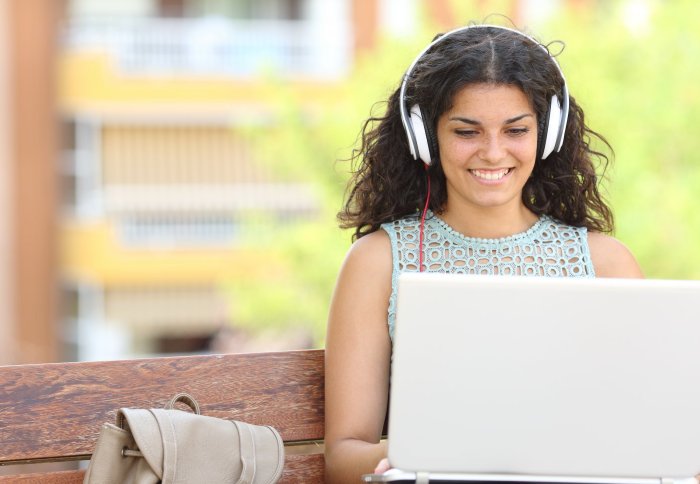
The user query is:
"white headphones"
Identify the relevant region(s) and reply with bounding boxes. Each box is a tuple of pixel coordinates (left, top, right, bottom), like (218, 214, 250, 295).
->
(399, 24, 570, 166)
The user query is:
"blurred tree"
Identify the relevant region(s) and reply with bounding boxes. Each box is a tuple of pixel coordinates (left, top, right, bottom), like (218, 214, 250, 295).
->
(224, 32, 427, 344)
(543, 0, 700, 279)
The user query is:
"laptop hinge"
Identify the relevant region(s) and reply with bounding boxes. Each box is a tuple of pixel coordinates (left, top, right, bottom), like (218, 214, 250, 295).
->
(661, 479, 698, 484)
(416, 471, 430, 484)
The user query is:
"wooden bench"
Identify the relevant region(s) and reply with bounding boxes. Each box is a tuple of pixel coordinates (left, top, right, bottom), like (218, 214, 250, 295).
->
(0, 349, 325, 483)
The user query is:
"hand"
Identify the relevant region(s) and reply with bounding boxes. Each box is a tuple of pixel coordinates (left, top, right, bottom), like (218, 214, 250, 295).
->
(374, 458, 391, 474)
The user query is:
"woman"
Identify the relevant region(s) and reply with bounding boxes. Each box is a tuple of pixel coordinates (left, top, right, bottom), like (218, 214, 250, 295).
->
(324, 24, 643, 483)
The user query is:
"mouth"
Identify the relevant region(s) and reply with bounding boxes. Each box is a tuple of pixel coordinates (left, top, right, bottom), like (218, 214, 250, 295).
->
(469, 168, 513, 181)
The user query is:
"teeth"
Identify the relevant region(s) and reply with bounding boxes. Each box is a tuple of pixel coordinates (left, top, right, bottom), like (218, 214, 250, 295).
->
(471, 168, 510, 180)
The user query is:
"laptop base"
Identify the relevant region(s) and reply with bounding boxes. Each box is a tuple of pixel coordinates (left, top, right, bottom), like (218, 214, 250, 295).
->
(362, 471, 697, 484)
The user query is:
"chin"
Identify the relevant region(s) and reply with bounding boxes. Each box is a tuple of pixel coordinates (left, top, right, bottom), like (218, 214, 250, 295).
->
(469, 196, 516, 209)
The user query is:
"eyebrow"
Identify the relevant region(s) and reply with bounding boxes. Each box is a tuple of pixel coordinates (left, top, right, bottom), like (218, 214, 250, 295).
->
(449, 113, 534, 125)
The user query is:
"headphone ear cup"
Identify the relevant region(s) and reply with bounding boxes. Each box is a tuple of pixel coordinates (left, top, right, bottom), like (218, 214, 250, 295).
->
(409, 104, 434, 165)
(424, 116, 440, 165)
(540, 95, 562, 160)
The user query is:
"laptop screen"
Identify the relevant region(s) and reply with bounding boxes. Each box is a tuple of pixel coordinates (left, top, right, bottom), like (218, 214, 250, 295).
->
(387, 274, 700, 479)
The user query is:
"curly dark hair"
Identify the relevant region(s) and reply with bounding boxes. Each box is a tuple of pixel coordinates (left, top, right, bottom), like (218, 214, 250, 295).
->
(338, 25, 614, 240)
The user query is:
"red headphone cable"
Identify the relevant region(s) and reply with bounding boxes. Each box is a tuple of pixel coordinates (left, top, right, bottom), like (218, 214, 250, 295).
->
(419, 165, 431, 272)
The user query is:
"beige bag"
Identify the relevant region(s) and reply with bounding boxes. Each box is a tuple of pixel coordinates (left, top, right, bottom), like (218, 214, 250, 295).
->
(83, 393, 284, 484)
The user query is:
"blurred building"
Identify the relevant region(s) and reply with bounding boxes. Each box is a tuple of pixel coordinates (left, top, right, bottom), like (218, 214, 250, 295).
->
(0, 0, 64, 365)
(58, 0, 360, 361)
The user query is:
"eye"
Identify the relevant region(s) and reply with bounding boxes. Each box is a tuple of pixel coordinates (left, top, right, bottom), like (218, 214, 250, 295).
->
(506, 127, 530, 136)
(455, 129, 479, 138)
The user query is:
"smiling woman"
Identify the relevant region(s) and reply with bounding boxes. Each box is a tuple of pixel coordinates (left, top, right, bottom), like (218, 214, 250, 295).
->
(437, 83, 538, 232)
(324, 23, 643, 484)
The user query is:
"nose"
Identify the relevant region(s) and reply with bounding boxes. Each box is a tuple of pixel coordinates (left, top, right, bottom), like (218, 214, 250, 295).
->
(477, 134, 507, 163)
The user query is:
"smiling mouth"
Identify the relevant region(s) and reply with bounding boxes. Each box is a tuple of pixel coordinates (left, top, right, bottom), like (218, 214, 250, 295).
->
(469, 168, 513, 181)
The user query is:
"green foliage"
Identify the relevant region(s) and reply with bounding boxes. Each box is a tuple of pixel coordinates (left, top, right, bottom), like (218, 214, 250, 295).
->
(540, 0, 700, 278)
(224, 34, 427, 344)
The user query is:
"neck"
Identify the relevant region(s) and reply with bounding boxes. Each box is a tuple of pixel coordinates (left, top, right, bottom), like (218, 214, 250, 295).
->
(439, 202, 539, 239)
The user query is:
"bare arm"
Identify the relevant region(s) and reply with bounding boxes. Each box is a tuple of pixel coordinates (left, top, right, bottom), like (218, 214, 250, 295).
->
(325, 230, 393, 483)
(588, 232, 644, 278)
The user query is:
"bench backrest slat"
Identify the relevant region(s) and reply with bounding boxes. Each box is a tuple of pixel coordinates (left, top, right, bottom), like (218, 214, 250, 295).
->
(0, 349, 325, 464)
(0, 454, 325, 483)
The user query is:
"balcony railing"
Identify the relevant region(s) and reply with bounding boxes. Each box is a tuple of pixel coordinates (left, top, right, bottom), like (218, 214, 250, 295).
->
(104, 183, 319, 246)
(63, 17, 351, 80)
(103, 183, 318, 214)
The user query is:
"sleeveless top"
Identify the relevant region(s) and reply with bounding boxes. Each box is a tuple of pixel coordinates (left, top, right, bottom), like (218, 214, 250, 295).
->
(380, 211, 595, 339)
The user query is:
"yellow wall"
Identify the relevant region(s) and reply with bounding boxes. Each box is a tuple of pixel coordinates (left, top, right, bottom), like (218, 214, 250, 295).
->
(58, 52, 344, 109)
(61, 222, 286, 286)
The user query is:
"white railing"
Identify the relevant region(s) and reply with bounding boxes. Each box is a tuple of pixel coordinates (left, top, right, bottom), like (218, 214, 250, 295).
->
(103, 183, 318, 213)
(104, 183, 319, 246)
(63, 17, 351, 80)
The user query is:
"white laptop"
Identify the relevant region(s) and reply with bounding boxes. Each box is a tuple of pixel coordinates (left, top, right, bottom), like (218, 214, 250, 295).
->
(364, 273, 700, 484)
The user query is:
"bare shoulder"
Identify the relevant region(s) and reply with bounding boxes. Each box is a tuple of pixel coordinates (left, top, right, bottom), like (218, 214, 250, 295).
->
(327, 229, 393, 334)
(587, 232, 644, 278)
(343, 229, 392, 274)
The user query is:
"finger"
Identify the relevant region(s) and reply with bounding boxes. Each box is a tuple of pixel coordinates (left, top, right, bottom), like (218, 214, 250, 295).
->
(374, 458, 391, 473)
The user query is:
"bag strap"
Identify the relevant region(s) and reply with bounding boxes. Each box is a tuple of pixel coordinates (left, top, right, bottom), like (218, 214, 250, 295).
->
(150, 408, 178, 484)
(165, 392, 201, 414)
(232, 420, 256, 484)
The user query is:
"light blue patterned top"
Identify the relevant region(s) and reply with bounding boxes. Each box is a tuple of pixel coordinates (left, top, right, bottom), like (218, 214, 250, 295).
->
(381, 210, 595, 339)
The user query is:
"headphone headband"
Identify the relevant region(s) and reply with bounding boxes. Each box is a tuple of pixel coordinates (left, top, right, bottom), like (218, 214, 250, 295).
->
(399, 24, 570, 165)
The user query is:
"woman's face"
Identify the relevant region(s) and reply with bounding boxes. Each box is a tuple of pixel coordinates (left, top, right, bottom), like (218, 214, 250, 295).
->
(436, 83, 538, 215)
